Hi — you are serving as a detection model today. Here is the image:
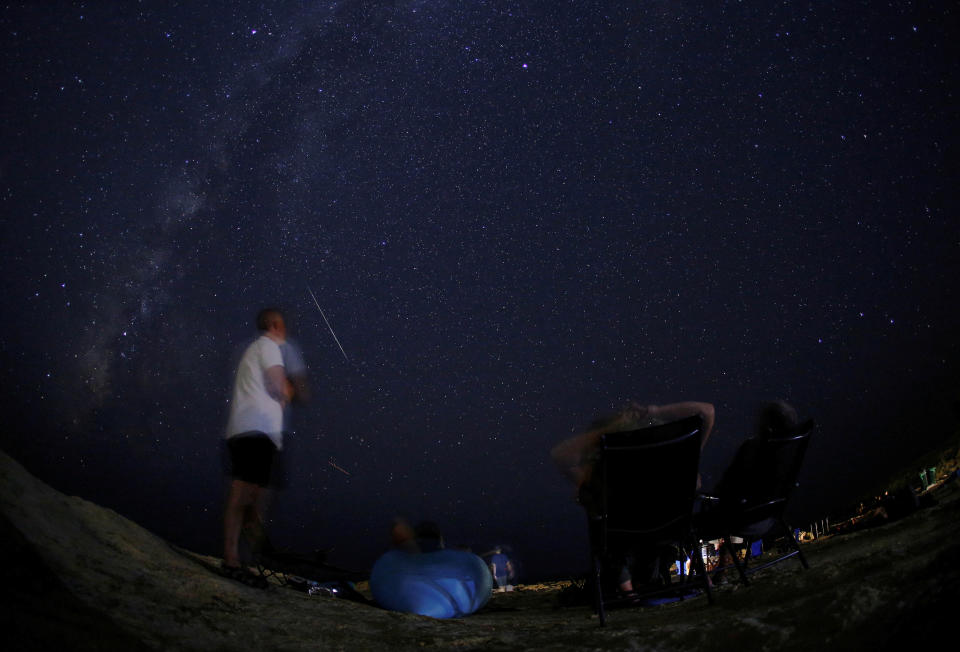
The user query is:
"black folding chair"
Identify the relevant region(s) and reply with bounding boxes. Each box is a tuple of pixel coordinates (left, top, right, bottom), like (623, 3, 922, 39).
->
(586, 415, 713, 625)
(697, 420, 815, 586)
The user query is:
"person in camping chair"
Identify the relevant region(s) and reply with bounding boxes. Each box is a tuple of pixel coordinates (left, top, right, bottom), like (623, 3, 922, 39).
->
(706, 400, 807, 577)
(550, 401, 715, 596)
(711, 400, 801, 504)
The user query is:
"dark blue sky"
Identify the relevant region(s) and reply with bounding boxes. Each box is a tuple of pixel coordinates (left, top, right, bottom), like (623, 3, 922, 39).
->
(2, 1, 958, 578)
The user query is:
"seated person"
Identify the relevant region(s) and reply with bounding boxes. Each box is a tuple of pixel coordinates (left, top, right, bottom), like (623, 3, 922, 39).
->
(550, 401, 715, 596)
(373, 518, 491, 618)
(706, 400, 808, 575)
(711, 400, 804, 509)
(552, 401, 715, 502)
(391, 518, 445, 552)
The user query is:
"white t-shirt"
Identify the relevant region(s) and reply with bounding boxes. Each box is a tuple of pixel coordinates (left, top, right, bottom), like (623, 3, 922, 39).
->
(225, 335, 286, 449)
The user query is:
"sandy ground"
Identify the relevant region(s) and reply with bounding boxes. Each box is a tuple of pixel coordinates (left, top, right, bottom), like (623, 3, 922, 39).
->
(2, 449, 958, 651)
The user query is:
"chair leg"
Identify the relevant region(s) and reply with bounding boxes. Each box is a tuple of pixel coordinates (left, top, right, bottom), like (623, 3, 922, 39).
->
(724, 536, 750, 585)
(782, 519, 809, 569)
(592, 553, 606, 626)
(691, 543, 713, 604)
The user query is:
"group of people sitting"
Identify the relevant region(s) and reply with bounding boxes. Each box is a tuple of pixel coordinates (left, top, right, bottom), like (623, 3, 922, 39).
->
(550, 399, 808, 598)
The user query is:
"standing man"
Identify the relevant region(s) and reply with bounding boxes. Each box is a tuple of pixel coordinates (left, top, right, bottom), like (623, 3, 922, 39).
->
(221, 308, 300, 585)
(489, 547, 514, 593)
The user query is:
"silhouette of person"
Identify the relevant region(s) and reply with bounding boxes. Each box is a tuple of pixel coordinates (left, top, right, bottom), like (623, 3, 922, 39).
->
(551, 401, 715, 596)
(221, 308, 306, 584)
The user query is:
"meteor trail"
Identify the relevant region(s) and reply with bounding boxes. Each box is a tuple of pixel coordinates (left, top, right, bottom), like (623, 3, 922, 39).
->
(328, 458, 351, 476)
(308, 286, 349, 361)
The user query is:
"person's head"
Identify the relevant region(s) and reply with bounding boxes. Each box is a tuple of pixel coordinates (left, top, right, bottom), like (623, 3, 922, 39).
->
(415, 521, 444, 550)
(756, 400, 799, 439)
(256, 308, 286, 342)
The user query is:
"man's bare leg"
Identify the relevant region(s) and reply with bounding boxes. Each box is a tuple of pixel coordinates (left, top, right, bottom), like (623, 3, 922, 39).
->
(241, 488, 271, 559)
(223, 479, 260, 567)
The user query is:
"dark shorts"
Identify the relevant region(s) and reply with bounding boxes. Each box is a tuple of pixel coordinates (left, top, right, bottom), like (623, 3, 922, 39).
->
(227, 433, 278, 487)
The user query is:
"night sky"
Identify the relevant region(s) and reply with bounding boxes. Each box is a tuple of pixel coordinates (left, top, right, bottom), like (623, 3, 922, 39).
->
(2, 1, 958, 580)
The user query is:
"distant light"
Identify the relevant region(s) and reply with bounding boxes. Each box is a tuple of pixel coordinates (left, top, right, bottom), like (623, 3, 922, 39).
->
(522, 63, 528, 69)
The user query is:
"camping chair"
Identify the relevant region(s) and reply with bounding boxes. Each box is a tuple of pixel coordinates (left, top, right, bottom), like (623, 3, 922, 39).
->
(697, 420, 815, 586)
(586, 415, 713, 625)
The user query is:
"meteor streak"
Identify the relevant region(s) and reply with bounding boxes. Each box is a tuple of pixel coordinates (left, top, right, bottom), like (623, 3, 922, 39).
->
(308, 286, 349, 361)
(328, 458, 351, 476)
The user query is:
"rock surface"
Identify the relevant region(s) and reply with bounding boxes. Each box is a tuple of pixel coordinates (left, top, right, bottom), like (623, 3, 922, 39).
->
(2, 449, 958, 651)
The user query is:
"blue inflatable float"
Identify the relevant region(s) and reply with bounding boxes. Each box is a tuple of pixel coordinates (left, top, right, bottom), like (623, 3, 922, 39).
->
(370, 549, 493, 618)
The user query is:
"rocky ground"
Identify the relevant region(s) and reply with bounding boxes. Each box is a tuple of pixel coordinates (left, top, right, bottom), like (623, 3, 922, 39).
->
(2, 449, 958, 651)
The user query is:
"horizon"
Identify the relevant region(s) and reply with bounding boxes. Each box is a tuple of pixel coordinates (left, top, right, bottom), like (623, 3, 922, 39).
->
(6, 385, 958, 581)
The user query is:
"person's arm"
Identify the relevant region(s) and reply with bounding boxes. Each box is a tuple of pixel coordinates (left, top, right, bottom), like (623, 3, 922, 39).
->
(550, 409, 642, 486)
(550, 430, 602, 486)
(281, 341, 310, 403)
(288, 373, 310, 403)
(648, 402, 715, 449)
(264, 365, 293, 404)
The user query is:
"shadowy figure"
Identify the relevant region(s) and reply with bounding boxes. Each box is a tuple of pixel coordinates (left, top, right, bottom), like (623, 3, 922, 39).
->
(551, 401, 715, 597)
(712, 400, 802, 509)
(373, 518, 492, 617)
(220, 308, 308, 587)
(391, 518, 446, 552)
(706, 400, 806, 579)
(488, 546, 514, 592)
